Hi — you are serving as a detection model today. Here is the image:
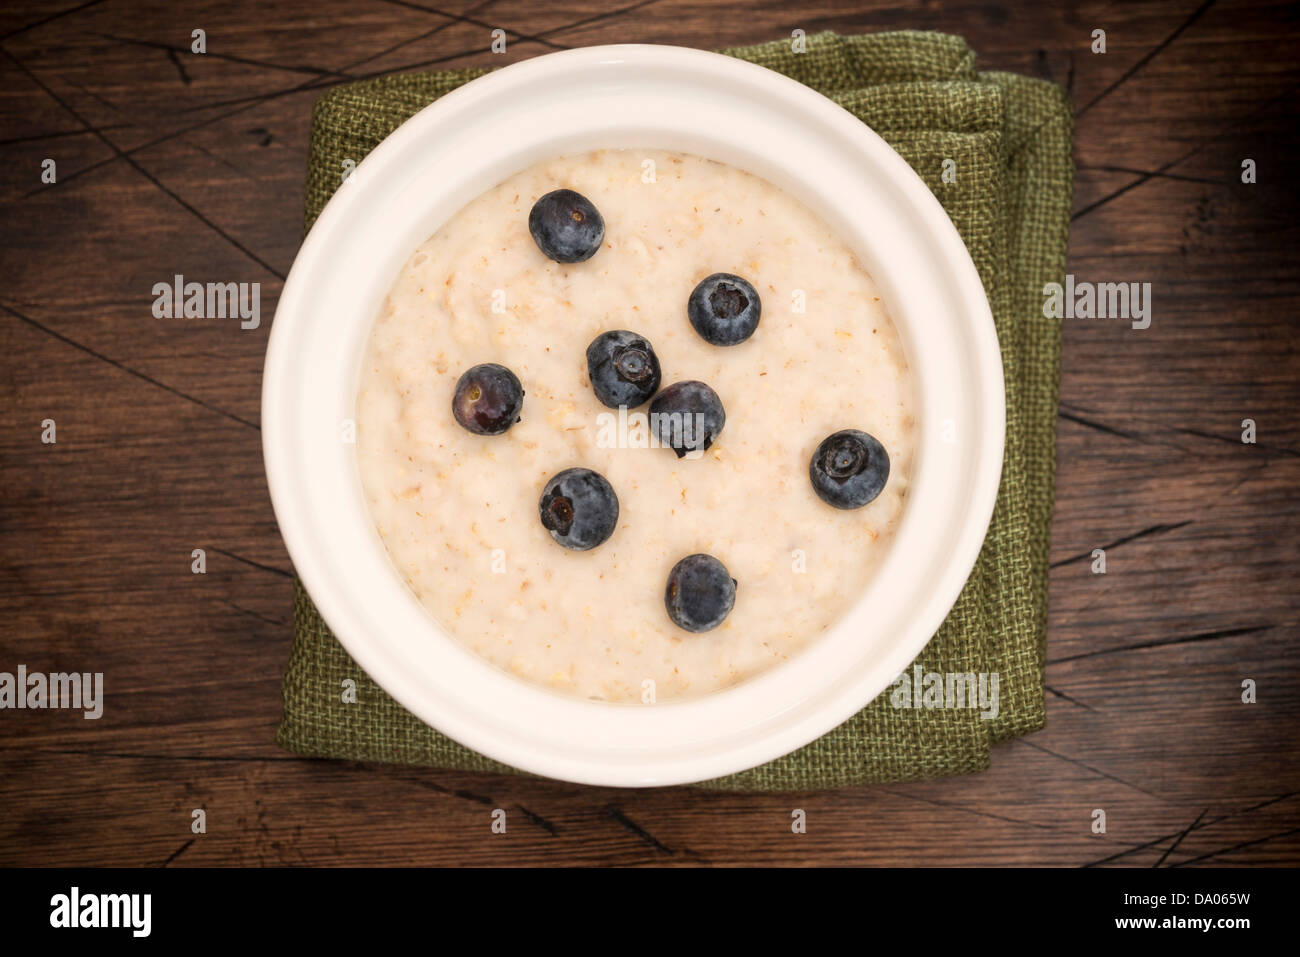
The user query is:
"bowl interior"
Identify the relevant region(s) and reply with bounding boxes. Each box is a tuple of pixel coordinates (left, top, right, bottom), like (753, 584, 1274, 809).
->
(263, 45, 1004, 786)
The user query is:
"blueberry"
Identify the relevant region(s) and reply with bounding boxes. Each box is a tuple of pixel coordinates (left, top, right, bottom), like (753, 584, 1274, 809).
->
(528, 189, 605, 263)
(809, 429, 890, 509)
(539, 468, 619, 550)
(649, 381, 725, 458)
(687, 273, 761, 345)
(585, 330, 661, 409)
(452, 363, 523, 435)
(665, 554, 736, 633)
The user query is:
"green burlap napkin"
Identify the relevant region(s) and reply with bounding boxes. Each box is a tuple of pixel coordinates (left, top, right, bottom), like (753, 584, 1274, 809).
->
(277, 30, 1072, 790)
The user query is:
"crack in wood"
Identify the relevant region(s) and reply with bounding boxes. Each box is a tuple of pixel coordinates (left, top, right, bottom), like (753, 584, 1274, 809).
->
(0, 123, 130, 145)
(603, 806, 674, 855)
(160, 837, 195, 867)
(356, 0, 504, 69)
(217, 598, 288, 628)
(98, 32, 356, 80)
(65, 77, 127, 115)
(516, 804, 559, 835)
(165, 47, 192, 86)
(1076, 0, 1217, 117)
(1043, 684, 1097, 712)
(0, 0, 108, 43)
(1154, 807, 1207, 867)
(1072, 80, 1299, 222)
(1016, 739, 1164, 800)
(16, 748, 307, 763)
(2, 300, 262, 431)
(1035, 48, 1053, 83)
(188, 0, 665, 115)
(3, 46, 288, 282)
(1050, 521, 1192, 569)
(183, 136, 260, 182)
(211, 547, 294, 579)
(376, 0, 573, 52)
(25, 0, 651, 198)
(1046, 625, 1272, 667)
(1057, 409, 1145, 443)
(1170, 825, 1300, 867)
(880, 786, 1062, 833)
(1059, 409, 1297, 461)
(1174, 426, 1300, 458)
(1084, 790, 1300, 867)
(1076, 163, 1227, 187)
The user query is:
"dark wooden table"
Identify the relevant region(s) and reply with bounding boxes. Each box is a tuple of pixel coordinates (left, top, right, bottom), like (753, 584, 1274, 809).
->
(2, 0, 1297, 868)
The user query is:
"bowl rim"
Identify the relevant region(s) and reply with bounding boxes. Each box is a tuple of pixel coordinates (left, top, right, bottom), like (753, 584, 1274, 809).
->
(262, 42, 1005, 787)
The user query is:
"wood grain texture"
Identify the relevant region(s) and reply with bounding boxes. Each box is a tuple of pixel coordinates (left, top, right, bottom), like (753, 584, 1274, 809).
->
(1, 0, 1298, 867)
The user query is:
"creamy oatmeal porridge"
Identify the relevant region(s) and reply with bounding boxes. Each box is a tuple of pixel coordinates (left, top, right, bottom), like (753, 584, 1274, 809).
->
(355, 148, 915, 702)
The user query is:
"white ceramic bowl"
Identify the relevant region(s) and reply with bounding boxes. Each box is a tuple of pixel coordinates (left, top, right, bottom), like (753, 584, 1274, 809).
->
(263, 44, 1004, 787)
